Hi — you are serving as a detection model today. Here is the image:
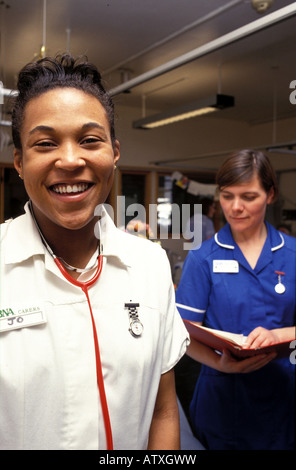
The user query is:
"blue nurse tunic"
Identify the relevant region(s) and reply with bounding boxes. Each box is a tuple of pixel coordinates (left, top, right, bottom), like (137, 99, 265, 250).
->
(176, 222, 295, 450)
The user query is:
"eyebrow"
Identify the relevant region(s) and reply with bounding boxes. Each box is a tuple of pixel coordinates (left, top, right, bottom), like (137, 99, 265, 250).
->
(82, 122, 105, 131)
(29, 125, 54, 135)
(28, 122, 106, 135)
(221, 189, 259, 195)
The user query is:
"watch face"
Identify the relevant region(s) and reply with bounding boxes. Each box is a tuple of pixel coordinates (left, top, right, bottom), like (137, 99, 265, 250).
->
(275, 282, 285, 294)
(130, 320, 143, 337)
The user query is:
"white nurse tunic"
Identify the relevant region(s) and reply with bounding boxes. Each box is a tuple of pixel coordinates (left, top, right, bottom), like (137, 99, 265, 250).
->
(0, 203, 189, 450)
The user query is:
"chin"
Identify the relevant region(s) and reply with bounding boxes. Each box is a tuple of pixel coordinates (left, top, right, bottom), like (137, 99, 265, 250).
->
(56, 214, 95, 231)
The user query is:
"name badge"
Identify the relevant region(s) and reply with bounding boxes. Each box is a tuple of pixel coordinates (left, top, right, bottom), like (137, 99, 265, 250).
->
(0, 304, 47, 333)
(213, 260, 239, 273)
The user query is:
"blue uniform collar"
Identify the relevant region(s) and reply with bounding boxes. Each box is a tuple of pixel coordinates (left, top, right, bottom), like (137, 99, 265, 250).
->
(215, 222, 285, 274)
(215, 222, 284, 252)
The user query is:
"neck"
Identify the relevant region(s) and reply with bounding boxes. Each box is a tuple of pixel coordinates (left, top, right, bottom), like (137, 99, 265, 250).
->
(231, 222, 267, 246)
(231, 222, 267, 270)
(30, 203, 99, 272)
(48, 227, 98, 269)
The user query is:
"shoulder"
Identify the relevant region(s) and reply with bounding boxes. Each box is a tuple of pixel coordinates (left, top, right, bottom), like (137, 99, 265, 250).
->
(111, 224, 169, 268)
(267, 222, 296, 253)
(187, 226, 228, 262)
(1, 213, 26, 241)
(281, 232, 296, 256)
(100, 207, 168, 265)
(119, 228, 162, 251)
(187, 239, 215, 263)
(0, 219, 11, 239)
(181, 236, 219, 284)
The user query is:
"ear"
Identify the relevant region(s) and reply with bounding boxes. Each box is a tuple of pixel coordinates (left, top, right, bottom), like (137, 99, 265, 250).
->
(14, 149, 23, 178)
(266, 187, 275, 205)
(113, 139, 120, 165)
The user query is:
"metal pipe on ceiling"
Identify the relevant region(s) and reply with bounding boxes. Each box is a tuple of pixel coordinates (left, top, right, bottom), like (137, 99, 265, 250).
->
(108, 3, 296, 97)
(150, 139, 296, 167)
(103, 0, 244, 76)
(1, 88, 18, 98)
(0, 120, 12, 127)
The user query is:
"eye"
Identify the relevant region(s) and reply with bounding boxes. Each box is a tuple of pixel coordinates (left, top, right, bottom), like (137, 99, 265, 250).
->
(221, 193, 233, 200)
(34, 140, 56, 149)
(81, 136, 102, 146)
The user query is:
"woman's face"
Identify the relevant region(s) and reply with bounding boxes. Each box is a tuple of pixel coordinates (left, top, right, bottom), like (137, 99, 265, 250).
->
(219, 175, 274, 237)
(14, 87, 120, 235)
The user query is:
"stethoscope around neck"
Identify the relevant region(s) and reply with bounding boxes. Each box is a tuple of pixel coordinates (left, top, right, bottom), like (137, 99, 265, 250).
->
(29, 202, 113, 450)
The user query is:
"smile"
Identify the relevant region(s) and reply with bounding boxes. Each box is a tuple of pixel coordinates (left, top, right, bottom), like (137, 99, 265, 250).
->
(50, 183, 92, 194)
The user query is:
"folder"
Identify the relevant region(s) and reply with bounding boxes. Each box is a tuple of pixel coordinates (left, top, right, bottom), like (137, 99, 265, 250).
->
(183, 319, 293, 359)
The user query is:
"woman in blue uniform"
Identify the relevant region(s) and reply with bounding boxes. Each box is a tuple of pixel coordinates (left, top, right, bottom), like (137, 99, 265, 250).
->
(176, 149, 295, 450)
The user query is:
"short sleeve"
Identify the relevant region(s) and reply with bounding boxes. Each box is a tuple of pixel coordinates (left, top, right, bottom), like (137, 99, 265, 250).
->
(156, 247, 189, 374)
(176, 250, 210, 322)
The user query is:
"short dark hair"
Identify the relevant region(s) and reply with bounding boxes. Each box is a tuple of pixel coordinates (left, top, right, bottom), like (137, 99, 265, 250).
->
(216, 149, 278, 201)
(12, 53, 116, 150)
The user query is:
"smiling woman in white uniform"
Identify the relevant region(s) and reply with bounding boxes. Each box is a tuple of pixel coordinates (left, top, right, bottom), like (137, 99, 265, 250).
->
(0, 54, 189, 450)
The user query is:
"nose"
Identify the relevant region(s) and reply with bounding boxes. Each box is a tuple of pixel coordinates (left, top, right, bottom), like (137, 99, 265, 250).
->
(231, 197, 244, 212)
(54, 142, 86, 171)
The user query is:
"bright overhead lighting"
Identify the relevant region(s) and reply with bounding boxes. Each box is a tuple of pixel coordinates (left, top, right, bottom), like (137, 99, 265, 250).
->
(133, 94, 234, 129)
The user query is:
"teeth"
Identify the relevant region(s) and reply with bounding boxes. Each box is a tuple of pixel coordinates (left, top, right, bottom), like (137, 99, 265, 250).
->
(52, 183, 89, 194)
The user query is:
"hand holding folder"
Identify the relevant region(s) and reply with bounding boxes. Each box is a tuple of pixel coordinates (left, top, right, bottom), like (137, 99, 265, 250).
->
(183, 319, 293, 359)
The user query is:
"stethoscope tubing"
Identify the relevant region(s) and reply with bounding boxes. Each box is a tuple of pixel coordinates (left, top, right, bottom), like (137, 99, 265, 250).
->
(54, 255, 113, 450)
(29, 201, 113, 449)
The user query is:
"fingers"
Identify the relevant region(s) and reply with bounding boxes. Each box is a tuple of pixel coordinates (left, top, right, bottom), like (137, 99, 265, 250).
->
(238, 352, 277, 373)
(220, 348, 277, 374)
(243, 327, 278, 350)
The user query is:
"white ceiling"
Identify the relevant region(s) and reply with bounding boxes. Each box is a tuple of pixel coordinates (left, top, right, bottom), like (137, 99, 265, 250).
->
(1, 0, 296, 156)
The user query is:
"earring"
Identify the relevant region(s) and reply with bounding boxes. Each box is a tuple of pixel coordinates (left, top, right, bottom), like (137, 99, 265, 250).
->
(114, 165, 117, 170)
(18, 174, 23, 179)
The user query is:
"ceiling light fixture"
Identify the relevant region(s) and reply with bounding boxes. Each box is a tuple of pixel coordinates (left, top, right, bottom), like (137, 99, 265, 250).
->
(267, 146, 296, 155)
(132, 94, 234, 129)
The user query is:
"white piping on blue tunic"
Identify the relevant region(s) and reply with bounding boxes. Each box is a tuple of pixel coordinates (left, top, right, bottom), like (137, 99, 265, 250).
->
(215, 229, 285, 252)
(176, 303, 206, 314)
(271, 232, 284, 251)
(214, 232, 234, 250)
